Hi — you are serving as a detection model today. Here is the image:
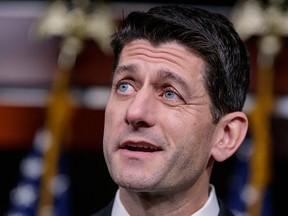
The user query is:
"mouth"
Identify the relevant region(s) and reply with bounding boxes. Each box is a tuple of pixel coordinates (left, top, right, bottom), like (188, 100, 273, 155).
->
(120, 142, 162, 153)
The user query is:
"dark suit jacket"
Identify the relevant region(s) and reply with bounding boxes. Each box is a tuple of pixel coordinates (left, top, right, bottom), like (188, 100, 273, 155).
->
(91, 199, 234, 216)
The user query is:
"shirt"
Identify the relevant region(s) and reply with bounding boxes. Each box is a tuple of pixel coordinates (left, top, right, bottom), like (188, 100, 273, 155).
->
(111, 185, 220, 216)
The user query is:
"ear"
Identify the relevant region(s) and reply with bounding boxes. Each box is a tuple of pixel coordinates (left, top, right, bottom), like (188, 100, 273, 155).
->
(211, 112, 248, 162)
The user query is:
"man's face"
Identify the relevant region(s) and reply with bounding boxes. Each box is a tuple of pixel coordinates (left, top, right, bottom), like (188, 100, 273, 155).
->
(103, 40, 216, 194)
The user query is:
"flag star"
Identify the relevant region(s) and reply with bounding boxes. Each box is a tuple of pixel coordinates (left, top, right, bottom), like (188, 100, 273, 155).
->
(11, 184, 38, 207)
(50, 174, 70, 196)
(20, 157, 43, 180)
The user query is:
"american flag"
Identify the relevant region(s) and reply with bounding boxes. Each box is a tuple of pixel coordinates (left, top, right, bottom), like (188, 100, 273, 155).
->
(7, 129, 70, 216)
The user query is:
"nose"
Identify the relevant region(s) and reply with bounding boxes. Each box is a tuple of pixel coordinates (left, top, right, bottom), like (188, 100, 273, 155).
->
(125, 88, 156, 128)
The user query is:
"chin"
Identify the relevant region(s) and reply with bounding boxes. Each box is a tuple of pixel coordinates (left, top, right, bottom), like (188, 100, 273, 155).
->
(116, 178, 158, 192)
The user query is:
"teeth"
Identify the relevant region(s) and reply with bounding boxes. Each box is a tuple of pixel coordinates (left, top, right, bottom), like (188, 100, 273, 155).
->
(126, 143, 158, 150)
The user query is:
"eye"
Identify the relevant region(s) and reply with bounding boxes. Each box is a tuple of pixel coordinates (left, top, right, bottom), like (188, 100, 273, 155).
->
(116, 81, 134, 94)
(163, 91, 178, 100)
(162, 88, 183, 102)
(118, 83, 129, 92)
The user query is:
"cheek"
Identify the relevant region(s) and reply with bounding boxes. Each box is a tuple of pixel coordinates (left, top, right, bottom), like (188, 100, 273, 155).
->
(104, 99, 124, 130)
(103, 99, 128, 149)
(103, 107, 112, 140)
(165, 113, 214, 158)
(103, 102, 117, 149)
(103, 104, 119, 171)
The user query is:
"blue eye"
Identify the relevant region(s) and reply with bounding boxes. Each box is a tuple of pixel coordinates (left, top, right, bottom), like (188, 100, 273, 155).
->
(117, 82, 134, 94)
(118, 83, 129, 92)
(164, 91, 178, 100)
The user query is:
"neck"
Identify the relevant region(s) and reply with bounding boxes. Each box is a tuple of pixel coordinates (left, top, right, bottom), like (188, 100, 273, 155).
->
(119, 174, 211, 216)
(119, 157, 215, 216)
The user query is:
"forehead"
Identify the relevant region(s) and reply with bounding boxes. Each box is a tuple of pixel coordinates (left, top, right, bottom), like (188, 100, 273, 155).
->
(120, 40, 203, 65)
(116, 40, 205, 84)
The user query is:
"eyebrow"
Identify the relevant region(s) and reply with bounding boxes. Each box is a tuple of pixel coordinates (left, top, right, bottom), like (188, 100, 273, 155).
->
(157, 69, 190, 94)
(113, 64, 191, 95)
(113, 64, 138, 77)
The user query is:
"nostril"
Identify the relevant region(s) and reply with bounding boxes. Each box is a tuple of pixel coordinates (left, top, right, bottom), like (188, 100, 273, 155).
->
(125, 118, 130, 125)
(125, 118, 149, 128)
(134, 121, 149, 128)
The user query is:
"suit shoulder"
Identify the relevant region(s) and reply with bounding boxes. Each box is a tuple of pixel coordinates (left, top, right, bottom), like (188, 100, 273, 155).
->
(90, 200, 114, 216)
(218, 199, 235, 216)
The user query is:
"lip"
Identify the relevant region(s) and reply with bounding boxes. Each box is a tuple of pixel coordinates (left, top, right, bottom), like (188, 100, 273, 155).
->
(119, 140, 162, 154)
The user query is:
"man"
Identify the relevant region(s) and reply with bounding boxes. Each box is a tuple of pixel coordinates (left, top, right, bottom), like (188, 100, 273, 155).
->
(93, 4, 250, 216)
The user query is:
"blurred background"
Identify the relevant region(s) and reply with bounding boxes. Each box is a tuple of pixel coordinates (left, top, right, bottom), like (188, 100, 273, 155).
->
(0, 0, 287, 215)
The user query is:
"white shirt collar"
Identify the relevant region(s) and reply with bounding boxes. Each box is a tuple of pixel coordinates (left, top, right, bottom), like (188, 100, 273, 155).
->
(111, 185, 219, 216)
(192, 185, 220, 216)
(112, 189, 130, 216)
